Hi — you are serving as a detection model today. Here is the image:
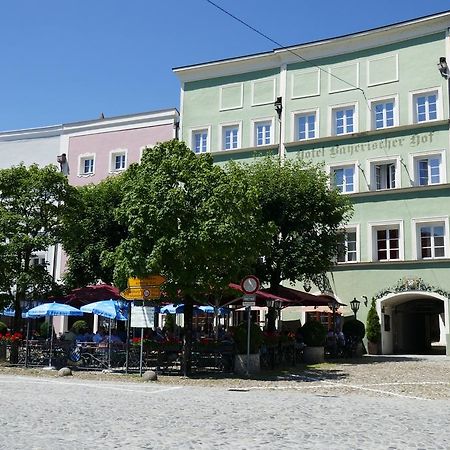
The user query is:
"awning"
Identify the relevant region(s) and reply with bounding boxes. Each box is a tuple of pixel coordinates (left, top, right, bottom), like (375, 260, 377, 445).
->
(263, 285, 344, 307)
(228, 283, 344, 308)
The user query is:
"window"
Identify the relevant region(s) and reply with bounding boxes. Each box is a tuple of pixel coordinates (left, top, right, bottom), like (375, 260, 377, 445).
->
(372, 99, 395, 129)
(331, 165, 355, 193)
(295, 112, 316, 140)
(80, 156, 95, 175)
(419, 223, 445, 259)
(254, 121, 272, 146)
(192, 129, 208, 154)
(417, 156, 441, 186)
(332, 105, 356, 135)
(375, 228, 400, 261)
(222, 124, 240, 150)
(413, 91, 438, 123)
(373, 162, 396, 190)
(337, 228, 358, 263)
(109, 151, 127, 172)
(31, 257, 46, 266)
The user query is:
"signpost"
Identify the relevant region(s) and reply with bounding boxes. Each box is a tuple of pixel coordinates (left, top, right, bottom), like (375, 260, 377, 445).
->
(119, 275, 166, 374)
(131, 305, 156, 376)
(240, 275, 260, 376)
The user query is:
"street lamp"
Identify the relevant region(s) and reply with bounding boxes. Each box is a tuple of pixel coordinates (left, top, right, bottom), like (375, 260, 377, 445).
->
(350, 297, 360, 319)
(328, 300, 338, 335)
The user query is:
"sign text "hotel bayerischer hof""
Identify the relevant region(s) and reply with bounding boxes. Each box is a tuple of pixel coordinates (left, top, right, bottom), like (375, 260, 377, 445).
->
(298, 131, 435, 160)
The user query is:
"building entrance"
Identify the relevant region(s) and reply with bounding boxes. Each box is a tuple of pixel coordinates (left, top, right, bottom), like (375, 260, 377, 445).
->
(392, 298, 444, 354)
(380, 292, 447, 355)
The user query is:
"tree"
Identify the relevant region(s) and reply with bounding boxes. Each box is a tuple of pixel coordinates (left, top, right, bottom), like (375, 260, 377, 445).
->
(110, 140, 270, 374)
(366, 298, 381, 343)
(0, 164, 76, 332)
(60, 174, 128, 289)
(227, 157, 353, 329)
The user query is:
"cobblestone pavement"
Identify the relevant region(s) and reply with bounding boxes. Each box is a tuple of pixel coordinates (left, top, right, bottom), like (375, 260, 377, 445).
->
(0, 356, 449, 449)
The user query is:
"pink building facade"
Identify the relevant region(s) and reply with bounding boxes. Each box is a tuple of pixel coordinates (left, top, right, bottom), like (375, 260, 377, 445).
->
(62, 109, 179, 186)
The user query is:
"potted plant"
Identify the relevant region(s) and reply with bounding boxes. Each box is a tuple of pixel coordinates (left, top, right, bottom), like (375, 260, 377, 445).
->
(366, 299, 381, 354)
(343, 318, 366, 357)
(232, 322, 263, 375)
(301, 320, 326, 364)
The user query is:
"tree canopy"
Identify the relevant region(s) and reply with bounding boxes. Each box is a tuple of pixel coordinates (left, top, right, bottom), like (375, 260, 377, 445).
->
(109, 139, 270, 297)
(0, 164, 76, 329)
(60, 174, 128, 289)
(226, 157, 353, 291)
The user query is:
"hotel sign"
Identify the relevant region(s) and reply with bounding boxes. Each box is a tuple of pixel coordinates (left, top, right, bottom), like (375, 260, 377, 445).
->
(298, 131, 435, 160)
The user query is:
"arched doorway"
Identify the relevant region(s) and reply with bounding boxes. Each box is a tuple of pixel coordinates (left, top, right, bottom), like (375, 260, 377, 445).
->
(379, 292, 448, 355)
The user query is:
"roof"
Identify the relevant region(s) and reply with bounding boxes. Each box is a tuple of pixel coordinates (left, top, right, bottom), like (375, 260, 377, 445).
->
(174, 10, 450, 82)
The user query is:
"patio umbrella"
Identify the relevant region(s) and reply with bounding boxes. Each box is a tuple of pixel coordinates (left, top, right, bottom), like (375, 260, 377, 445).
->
(80, 300, 129, 369)
(80, 300, 128, 321)
(160, 304, 202, 315)
(27, 302, 83, 369)
(198, 305, 230, 315)
(1, 308, 29, 319)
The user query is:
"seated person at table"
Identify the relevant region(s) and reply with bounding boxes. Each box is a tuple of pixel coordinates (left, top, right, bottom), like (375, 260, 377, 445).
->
(92, 328, 106, 344)
(108, 330, 123, 344)
(61, 328, 77, 343)
(77, 331, 93, 343)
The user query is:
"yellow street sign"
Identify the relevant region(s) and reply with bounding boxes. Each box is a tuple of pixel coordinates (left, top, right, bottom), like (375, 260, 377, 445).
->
(128, 275, 166, 288)
(120, 286, 161, 301)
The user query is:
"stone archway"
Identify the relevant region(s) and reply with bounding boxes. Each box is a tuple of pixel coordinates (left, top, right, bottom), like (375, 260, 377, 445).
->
(379, 292, 447, 355)
(381, 292, 448, 354)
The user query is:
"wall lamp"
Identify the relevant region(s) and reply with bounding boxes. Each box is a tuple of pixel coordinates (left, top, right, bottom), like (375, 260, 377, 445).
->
(274, 96, 283, 119)
(438, 57, 449, 79)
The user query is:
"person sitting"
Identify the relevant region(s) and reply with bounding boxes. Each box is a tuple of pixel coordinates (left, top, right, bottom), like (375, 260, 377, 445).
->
(108, 330, 123, 344)
(61, 328, 77, 343)
(92, 328, 105, 344)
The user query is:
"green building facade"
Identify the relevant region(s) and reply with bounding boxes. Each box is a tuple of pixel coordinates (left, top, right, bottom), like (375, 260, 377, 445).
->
(175, 11, 450, 355)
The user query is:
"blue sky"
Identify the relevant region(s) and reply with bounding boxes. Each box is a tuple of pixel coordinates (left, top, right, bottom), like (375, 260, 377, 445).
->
(1, 0, 449, 131)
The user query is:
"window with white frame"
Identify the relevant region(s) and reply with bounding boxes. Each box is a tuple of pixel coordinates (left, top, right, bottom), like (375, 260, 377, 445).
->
(374, 226, 400, 261)
(332, 105, 356, 135)
(31, 256, 46, 266)
(337, 228, 358, 263)
(295, 111, 316, 140)
(254, 120, 272, 146)
(413, 91, 438, 123)
(192, 129, 208, 154)
(370, 160, 397, 190)
(222, 124, 240, 150)
(372, 99, 395, 129)
(330, 165, 356, 193)
(414, 154, 442, 186)
(417, 222, 446, 259)
(110, 151, 126, 172)
(79, 156, 95, 175)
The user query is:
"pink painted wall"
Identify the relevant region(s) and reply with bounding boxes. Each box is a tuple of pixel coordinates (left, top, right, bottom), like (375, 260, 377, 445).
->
(68, 124, 174, 186)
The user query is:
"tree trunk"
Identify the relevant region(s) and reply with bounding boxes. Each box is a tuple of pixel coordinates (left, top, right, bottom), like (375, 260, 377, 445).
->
(182, 295, 194, 376)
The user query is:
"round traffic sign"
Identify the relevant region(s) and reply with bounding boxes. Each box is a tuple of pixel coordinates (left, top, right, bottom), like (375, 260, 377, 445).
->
(241, 275, 260, 294)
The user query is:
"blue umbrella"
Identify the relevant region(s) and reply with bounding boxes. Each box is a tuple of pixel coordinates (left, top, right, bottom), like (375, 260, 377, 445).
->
(160, 304, 202, 315)
(27, 302, 83, 318)
(80, 300, 128, 321)
(1, 308, 29, 319)
(26, 302, 83, 369)
(198, 305, 230, 316)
